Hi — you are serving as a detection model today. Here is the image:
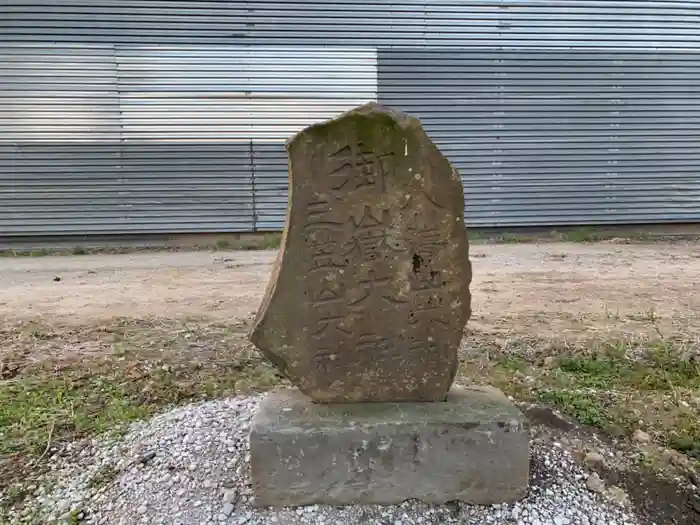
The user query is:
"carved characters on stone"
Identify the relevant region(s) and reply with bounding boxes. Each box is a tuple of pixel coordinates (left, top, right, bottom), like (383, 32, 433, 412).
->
(250, 103, 471, 403)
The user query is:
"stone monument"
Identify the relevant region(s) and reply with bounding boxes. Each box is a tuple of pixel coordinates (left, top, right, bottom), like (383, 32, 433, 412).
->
(248, 103, 529, 507)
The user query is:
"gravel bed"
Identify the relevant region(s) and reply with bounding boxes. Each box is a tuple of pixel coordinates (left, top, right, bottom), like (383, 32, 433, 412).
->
(5, 396, 644, 525)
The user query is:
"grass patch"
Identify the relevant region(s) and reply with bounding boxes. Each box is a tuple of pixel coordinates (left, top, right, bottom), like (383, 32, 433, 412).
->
(553, 341, 700, 392)
(217, 233, 282, 251)
(1, 483, 32, 510)
(0, 228, 677, 258)
(0, 318, 284, 494)
(59, 508, 83, 525)
(499, 232, 524, 244)
(0, 233, 283, 258)
(0, 248, 72, 257)
(0, 375, 154, 457)
(460, 333, 700, 461)
(559, 227, 602, 243)
(465, 227, 674, 245)
(539, 390, 608, 427)
(3, 315, 699, 507)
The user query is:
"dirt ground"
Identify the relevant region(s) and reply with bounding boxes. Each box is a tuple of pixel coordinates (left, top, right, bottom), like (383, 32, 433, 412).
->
(2, 242, 700, 524)
(2, 241, 699, 338)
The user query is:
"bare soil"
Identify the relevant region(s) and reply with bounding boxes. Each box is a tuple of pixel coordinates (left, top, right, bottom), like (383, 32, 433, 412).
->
(2, 242, 699, 334)
(2, 242, 700, 524)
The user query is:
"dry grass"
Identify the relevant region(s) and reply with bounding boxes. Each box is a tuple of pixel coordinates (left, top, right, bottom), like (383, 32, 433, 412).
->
(2, 227, 694, 260)
(461, 325, 700, 465)
(0, 317, 282, 499)
(1, 312, 699, 513)
(0, 233, 283, 258)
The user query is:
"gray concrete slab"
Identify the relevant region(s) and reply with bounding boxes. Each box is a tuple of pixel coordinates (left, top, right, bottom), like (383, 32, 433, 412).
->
(249, 386, 530, 507)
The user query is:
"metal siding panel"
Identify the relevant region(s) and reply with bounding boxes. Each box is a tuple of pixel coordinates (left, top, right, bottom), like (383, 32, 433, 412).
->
(0, 43, 376, 236)
(0, 143, 255, 235)
(378, 47, 700, 227)
(3, 1, 700, 48)
(0, 1, 428, 46)
(1, 2, 700, 235)
(0, 44, 121, 142)
(117, 46, 377, 141)
(253, 142, 289, 231)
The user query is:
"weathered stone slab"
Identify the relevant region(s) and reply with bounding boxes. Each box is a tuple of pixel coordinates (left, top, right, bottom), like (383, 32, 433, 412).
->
(249, 386, 530, 507)
(250, 103, 472, 403)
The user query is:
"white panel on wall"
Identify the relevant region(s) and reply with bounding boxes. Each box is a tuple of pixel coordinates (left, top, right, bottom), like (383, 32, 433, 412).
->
(0, 44, 120, 142)
(117, 46, 378, 142)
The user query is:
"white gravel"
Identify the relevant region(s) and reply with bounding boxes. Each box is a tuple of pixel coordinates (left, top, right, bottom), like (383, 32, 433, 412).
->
(5, 396, 644, 525)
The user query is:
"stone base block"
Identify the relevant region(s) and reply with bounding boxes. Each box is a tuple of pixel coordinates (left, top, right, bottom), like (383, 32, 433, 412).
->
(249, 386, 530, 507)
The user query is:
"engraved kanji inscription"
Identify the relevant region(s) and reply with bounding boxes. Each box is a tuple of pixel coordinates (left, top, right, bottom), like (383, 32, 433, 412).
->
(302, 195, 347, 273)
(328, 142, 394, 199)
(341, 205, 406, 262)
(250, 103, 472, 403)
(310, 286, 349, 336)
(312, 349, 341, 375)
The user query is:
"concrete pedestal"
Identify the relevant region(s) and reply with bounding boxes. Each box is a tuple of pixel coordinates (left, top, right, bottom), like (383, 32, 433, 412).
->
(249, 386, 530, 507)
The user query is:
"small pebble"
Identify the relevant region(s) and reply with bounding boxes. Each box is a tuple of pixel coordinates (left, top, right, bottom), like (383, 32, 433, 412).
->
(632, 429, 651, 444)
(584, 451, 605, 468)
(222, 490, 238, 504)
(587, 473, 606, 493)
(4, 396, 642, 525)
(607, 486, 631, 507)
(138, 451, 157, 464)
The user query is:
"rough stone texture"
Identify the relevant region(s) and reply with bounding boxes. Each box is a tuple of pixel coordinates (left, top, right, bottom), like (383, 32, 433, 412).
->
(249, 386, 529, 507)
(250, 103, 472, 403)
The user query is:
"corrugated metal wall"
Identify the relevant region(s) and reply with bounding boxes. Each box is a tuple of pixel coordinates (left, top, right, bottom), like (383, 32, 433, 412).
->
(379, 48, 700, 225)
(0, 43, 376, 234)
(2, 1, 700, 236)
